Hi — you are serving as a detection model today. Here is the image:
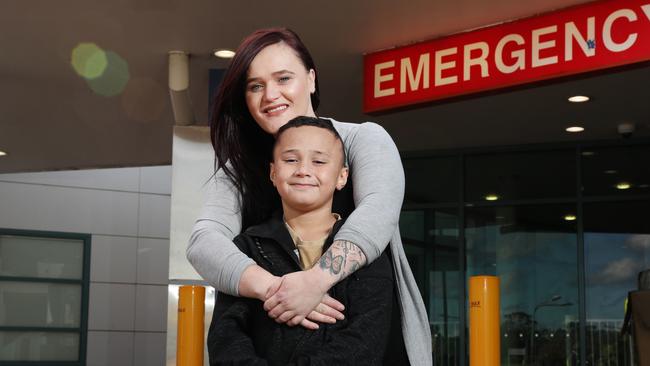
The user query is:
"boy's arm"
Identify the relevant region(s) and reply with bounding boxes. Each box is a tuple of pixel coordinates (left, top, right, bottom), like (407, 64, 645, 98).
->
(289, 254, 395, 366)
(208, 292, 269, 366)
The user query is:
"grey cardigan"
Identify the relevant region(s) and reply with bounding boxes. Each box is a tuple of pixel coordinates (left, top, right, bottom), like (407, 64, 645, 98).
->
(187, 118, 432, 365)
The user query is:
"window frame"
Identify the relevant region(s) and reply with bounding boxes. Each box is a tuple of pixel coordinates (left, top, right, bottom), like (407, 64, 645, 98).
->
(0, 228, 90, 366)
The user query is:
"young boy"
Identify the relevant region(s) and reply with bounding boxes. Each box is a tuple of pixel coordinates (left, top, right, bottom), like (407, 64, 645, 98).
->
(208, 116, 400, 365)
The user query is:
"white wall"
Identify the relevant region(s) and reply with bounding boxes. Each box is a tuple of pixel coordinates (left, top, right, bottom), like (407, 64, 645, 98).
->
(167, 126, 214, 366)
(0, 166, 172, 366)
(169, 125, 212, 282)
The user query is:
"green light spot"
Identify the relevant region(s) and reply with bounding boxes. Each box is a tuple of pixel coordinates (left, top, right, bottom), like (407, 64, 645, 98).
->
(86, 51, 130, 97)
(71, 43, 108, 79)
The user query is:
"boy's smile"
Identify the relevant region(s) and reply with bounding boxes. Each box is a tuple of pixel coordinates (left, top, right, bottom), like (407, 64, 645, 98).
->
(270, 125, 348, 214)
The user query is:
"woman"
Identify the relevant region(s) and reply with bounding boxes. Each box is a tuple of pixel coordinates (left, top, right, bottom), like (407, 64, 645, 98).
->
(187, 28, 431, 365)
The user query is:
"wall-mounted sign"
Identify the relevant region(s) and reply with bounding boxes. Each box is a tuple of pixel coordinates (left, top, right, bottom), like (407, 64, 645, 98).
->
(363, 0, 650, 113)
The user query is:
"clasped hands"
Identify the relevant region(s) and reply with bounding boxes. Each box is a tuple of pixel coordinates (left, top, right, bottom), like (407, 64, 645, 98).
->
(263, 268, 345, 330)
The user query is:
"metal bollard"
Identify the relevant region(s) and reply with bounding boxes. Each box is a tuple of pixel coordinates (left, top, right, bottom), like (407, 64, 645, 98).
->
(177, 285, 205, 366)
(469, 276, 500, 366)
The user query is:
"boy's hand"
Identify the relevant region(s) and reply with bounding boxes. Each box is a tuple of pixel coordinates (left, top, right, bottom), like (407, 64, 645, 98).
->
(305, 294, 345, 321)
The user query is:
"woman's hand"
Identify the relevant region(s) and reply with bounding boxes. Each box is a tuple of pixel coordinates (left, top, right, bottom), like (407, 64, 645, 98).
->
(263, 268, 344, 329)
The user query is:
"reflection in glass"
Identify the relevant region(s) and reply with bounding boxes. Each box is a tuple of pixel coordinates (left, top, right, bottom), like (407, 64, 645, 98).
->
(0, 235, 84, 280)
(465, 150, 575, 202)
(402, 140, 650, 365)
(401, 208, 460, 366)
(0, 332, 79, 361)
(582, 145, 650, 197)
(465, 205, 579, 366)
(584, 201, 649, 366)
(403, 156, 459, 204)
(0, 282, 81, 328)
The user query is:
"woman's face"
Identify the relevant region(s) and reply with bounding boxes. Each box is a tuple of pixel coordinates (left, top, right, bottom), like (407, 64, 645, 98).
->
(245, 42, 316, 135)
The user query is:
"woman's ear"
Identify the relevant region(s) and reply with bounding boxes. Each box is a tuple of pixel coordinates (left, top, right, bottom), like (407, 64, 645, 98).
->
(336, 167, 349, 190)
(308, 69, 316, 94)
(269, 162, 276, 187)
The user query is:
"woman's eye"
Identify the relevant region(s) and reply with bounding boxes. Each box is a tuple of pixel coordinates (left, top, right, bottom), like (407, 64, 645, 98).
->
(278, 76, 291, 83)
(248, 84, 263, 92)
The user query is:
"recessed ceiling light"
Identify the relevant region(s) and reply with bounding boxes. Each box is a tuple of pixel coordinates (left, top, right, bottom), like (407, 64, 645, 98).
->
(564, 214, 577, 221)
(0, 150, 6, 157)
(639, 184, 649, 188)
(485, 194, 499, 201)
(604, 170, 617, 174)
(568, 95, 590, 103)
(213, 49, 235, 59)
(581, 151, 595, 156)
(616, 182, 631, 190)
(566, 126, 585, 133)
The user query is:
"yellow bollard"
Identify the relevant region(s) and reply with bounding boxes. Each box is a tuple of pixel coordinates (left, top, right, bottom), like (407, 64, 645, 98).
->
(469, 276, 500, 366)
(177, 285, 205, 366)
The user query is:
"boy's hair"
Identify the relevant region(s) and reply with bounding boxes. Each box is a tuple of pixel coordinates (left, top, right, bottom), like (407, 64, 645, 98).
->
(274, 116, 347, 166)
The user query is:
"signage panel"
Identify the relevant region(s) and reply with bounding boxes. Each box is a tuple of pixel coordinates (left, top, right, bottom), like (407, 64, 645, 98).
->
(363, 0, 650, 112)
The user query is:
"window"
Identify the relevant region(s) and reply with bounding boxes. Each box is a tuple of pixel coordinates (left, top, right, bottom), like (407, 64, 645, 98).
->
(0, 230, 90, 364)
(401, 207, 461, 365)
(401, 141, 650, 366)
(581, 145, 650, 197)
(403, 156, 459, 204)
(584, 200, 650, 366)
(465, 150, 575, 202)
(465, 204, 579, 365)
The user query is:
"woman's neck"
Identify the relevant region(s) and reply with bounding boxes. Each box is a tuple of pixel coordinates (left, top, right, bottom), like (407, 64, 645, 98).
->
(283, 204, 336, 241)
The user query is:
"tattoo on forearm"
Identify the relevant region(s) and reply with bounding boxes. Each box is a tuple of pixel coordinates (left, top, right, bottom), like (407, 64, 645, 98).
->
(318, 241, 367, 280)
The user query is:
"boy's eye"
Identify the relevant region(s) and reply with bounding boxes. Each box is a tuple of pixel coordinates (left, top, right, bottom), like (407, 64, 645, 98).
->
(313, 160, 326, 165)
(283, 158, 298, 163)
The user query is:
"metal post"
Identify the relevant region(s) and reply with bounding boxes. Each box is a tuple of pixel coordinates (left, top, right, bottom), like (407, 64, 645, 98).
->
(469, 275, 500, 366)
(177, 285, 205, 366)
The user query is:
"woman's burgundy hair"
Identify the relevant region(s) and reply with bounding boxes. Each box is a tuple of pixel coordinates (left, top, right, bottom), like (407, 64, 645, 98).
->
(210, 28, 320, 229)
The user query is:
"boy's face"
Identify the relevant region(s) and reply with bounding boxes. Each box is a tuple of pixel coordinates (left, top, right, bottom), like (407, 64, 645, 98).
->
(270, 126, 348, 213)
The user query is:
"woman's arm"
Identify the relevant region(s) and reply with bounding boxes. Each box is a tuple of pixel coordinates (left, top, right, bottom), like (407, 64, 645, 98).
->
(187, 168, 345, 325)
(334, 121, 405, 261)
(265, 121, 404, 324)
(187, 168, 271, 297)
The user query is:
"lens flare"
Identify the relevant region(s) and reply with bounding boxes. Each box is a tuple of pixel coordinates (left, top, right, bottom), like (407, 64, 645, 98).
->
(86, 51, 130, 97)
(71, 43, 108, 79)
